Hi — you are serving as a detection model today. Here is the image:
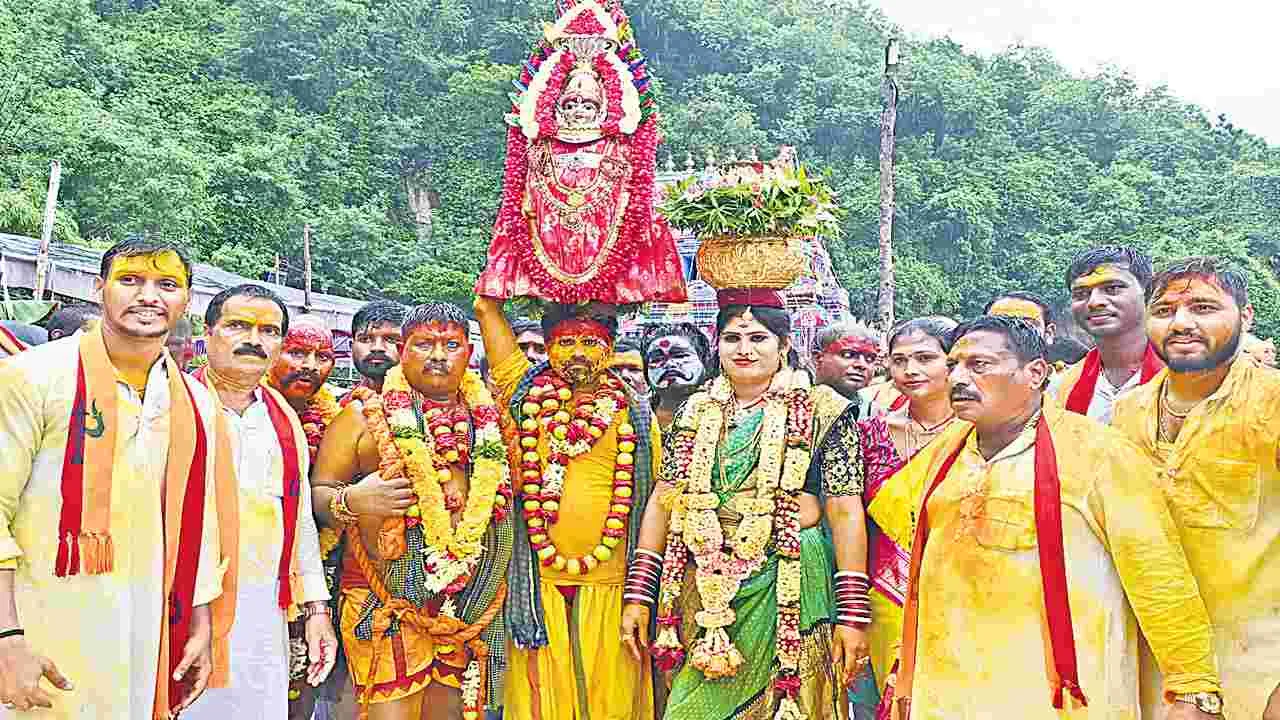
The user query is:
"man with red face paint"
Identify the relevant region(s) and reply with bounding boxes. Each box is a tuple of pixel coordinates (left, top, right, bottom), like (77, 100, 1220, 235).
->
(473, 296, 659, 720)
(1115, 258, 1280, 720)
(263, 314, 341, 719)
(814, 321, 882, 404)
(312, 302, 512, 720)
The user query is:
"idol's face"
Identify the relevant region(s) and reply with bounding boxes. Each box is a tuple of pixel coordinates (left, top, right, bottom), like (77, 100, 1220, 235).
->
(95, 252, 190, 340)
(401, 321, 472, 401)
(207, 296, 285, 381)
(1148, 276, 1250, 373)
(1070, 263, 1146, 339)
(887, 332, 949, 402)
(548, 320, 613, 386)
(988, 297, 1055, 344)
(814, 335, 879, 400)
(268, 324, 336, 404)
(516, 330, 548, 364)
(947, 330, 1047, 427)
(645, 334, 707, 395)
(352, 321, 403, 382)
(718, 311, 787, 389)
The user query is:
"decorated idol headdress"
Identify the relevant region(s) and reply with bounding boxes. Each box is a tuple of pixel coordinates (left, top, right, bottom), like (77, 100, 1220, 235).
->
(509, 0, 657, 143)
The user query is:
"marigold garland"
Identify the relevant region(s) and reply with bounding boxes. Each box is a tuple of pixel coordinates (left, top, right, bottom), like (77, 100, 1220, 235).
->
(365, 366, 511, 598)
(516, 369, 634, 575)
(652, 371, 814, 717)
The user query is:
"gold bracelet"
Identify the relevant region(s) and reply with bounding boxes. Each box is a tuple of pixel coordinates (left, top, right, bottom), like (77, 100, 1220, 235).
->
(330, 486, 358, 526)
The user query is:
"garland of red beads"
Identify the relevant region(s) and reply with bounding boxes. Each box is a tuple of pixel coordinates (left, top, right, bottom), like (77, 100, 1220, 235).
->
(420, 397, 473, 469)
(516, 369, 636, 576)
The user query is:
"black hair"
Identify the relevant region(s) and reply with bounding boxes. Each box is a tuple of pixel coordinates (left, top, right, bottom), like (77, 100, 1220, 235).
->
(511, 317, 543, 337)
(403, 302, 471, 339)
(204, 284, 291, 335)
(99, 235, 193, 285)
(45, 303, 102, 339)
(887, 316, 958, 354)
(983, 291, 1054, 325)
(1065, 245, 1154, 292)
(640, 322, 713, 370)
(1149, 257, 1249, 307)
(541, 304, 618, 340)
(948, 315, 1048, 364)
(716, 305, 800, 367)
(352, 300, 407, 337)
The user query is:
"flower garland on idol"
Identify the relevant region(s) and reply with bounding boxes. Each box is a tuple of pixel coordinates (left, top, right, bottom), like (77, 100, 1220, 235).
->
(652, 372, 814, 720)
(516, 368, 637, 575)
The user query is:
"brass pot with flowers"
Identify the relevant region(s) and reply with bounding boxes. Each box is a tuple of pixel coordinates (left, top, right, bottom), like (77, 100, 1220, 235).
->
(659, 163, 845, 289)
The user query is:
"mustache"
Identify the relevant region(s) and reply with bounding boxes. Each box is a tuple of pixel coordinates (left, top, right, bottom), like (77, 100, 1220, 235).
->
(233, 344, 269, 359)
(364, 351, 392, 364)
(950, 387, 981, 402)
(1164, 332, 1204, 345)
(283, 370, 321, 386)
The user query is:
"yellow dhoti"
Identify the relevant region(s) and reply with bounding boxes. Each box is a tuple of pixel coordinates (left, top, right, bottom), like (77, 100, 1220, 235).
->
(505, 581, 653, 720)
(340, 587, 466, 704)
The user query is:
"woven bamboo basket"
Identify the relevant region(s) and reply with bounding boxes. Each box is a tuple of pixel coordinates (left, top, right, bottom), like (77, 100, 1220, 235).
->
(696, 235, 807, 290)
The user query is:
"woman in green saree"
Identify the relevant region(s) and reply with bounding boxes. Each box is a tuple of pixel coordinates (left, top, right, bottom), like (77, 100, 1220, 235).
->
(621, 291, 870, 720)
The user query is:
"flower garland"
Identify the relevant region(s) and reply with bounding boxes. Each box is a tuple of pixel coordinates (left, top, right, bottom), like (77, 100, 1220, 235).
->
(517, 369, 635, 575)
(295, 384, 342, 560)
(373, 366, 511, 597)
(652, 372, 814, 719)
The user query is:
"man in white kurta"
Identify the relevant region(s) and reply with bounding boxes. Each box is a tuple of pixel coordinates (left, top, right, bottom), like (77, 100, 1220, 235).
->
(0, 332, 223, 718)
(183, 284, 333, 718)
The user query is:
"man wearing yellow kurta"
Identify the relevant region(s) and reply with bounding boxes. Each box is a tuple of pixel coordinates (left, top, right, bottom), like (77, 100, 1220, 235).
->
(873, 315, 1221, 720)
(0, 239, 234, 719)
(474, 297, 658, 720)
(1113, 257, 1280, 720)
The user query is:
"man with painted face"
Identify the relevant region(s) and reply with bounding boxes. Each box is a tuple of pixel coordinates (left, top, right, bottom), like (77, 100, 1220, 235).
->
(878, 315, 1220, 720)
(185, 285, 335, 720)
(1114, 258, 1280, 720)
(348, 301, 407, 398)
(262, 315, 345, 718)
(312, 302, 512, 720)
(640, 323, 712, 433)
(814, 320, 882, 403)
(0, 237, 236, 719)
(473, 296, 659, 720)
(1052, 246, 1164, 424)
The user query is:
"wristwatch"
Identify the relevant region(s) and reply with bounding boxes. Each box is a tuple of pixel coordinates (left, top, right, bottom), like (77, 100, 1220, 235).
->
(1173, 692, 1223, 716)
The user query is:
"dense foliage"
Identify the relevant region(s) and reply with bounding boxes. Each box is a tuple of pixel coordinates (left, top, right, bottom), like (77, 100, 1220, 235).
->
(4, 0, 1279, 334)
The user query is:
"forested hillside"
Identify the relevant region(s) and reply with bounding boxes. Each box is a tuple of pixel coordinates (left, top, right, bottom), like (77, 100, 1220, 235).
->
(4, 0, 1280, 333)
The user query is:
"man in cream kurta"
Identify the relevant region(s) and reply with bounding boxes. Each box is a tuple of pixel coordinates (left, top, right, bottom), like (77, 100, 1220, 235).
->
(0, 338, 223, 718)
(182, 387, 329, 717)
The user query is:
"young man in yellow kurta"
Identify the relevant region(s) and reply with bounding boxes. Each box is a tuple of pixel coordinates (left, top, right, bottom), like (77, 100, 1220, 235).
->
(0, 238, 233, 719)
(474, 297, 658, 720)
(873, 315, 1221, 720)
(1113, 257, 1280, 720)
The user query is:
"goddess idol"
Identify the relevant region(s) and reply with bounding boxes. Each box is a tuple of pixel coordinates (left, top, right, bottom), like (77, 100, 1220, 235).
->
(475, 0, 687, 304)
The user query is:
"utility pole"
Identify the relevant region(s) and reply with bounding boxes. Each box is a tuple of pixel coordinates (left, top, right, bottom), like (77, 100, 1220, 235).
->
(877, 39, 900, 331)
(34, 160, 62, 299)
(302, 223, 313, 312)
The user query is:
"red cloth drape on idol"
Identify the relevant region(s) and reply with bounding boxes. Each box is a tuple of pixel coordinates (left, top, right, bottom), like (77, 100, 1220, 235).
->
(474, 0, 687, 304)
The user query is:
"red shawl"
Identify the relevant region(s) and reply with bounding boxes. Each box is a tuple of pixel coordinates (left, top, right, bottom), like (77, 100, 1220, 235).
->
(1062, 344, 1163, 415)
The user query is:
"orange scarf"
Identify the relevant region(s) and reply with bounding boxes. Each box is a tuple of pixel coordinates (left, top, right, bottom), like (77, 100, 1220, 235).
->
(54, 328, 238, 717)
(0, 325, 27, 356)
(896, 414, 1085, 718)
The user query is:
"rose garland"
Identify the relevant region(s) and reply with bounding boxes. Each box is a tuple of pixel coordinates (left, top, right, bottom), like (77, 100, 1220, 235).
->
(652, 372, 814, 720)
(369, 366, 511, 597)
(516, 369, 635, 575)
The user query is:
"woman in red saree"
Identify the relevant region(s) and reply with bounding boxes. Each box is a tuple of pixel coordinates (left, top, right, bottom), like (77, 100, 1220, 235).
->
(852, 317, 958, 720)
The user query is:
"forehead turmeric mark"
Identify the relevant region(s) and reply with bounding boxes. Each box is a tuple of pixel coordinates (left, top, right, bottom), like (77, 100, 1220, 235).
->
(108, 252, 189, 289)
(988, 299, 1043, 323)
(1072, 265, 1132, 291)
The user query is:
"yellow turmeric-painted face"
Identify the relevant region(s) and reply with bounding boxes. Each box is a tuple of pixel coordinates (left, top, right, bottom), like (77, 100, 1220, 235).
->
(98, 251, 191, 341)
(207, 296, 286, 382)
(548, 319, 613, 386)
(988, 298, 1044, 324)
(1069, 263, 1145, 339)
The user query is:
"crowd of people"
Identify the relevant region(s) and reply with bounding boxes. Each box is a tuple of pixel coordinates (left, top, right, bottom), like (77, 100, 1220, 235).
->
(0, 237, 1276, 720)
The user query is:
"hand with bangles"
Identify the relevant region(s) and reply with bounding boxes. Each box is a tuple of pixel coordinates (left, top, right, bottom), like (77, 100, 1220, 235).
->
(620, 603, 651, 663)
